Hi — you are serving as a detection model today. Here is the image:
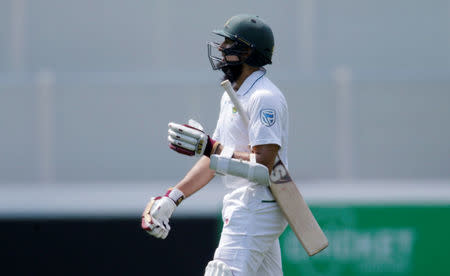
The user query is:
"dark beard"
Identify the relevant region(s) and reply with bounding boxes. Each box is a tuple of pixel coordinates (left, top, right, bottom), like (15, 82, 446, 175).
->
(221, 63, 244, 83)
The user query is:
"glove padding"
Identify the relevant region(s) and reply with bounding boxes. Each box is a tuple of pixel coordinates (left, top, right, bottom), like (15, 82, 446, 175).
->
(141, 197, 176, 239)
(168, 119, 220, 157)
(141, 188, 185, 239)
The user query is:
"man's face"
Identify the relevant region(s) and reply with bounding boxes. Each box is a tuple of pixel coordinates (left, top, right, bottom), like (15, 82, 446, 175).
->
(220, 38, 240, 63)
(207, 36, 250, 72)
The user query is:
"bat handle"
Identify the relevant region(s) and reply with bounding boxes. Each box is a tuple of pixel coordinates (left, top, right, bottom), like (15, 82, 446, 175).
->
(220, 80, 250, 126)
(220, 80, 234, 93)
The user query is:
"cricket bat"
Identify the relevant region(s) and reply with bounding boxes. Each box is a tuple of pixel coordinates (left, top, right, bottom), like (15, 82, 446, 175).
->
(220, 80, 328, 256)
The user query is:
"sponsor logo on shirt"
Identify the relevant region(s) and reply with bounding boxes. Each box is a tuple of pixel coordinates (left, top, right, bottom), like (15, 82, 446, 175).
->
(260, 109, 276, 127)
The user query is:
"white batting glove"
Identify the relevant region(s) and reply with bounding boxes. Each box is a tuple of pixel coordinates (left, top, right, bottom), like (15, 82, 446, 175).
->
(141, 188, 185, 239)
(168, 119, 221, 157)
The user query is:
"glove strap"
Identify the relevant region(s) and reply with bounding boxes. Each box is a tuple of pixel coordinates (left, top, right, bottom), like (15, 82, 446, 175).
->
(165, 188, 185, 206)
(204, 137, 220, 157)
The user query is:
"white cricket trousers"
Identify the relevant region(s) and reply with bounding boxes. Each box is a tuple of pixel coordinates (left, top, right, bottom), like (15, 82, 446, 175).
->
(213, 184, 288, 276)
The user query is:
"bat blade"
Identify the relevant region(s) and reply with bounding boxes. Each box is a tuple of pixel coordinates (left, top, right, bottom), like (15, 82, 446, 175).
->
(270, 159, 328, 256)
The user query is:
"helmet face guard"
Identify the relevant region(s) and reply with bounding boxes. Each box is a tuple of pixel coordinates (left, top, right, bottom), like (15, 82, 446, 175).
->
(207, 40, 251, 70)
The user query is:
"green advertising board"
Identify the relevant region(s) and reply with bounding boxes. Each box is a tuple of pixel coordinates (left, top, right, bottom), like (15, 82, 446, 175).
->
(280, 205, 450, 276)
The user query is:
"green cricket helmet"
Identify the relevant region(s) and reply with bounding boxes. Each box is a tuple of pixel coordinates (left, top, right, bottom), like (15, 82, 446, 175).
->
(208, 14, 274, 70)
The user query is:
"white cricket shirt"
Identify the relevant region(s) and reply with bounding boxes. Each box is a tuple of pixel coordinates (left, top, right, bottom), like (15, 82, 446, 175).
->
(212, 69, 289, 189)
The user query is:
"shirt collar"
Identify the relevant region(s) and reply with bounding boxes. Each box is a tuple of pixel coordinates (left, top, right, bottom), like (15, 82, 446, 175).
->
(236, 69, 266, 96)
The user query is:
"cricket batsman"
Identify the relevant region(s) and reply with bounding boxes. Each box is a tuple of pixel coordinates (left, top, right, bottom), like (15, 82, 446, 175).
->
(142, 14, 289, 276)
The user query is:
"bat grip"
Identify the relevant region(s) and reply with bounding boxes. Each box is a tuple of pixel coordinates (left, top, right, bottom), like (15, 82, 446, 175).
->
(220, 80, 250, 126)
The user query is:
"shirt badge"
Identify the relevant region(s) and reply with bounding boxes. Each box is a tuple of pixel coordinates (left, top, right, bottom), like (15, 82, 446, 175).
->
(232, 106, 237, 113)
(260, 109, 276, 127)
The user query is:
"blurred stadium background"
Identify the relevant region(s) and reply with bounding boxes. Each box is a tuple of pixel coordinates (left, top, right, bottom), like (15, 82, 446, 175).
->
(1, 0, 449, 275)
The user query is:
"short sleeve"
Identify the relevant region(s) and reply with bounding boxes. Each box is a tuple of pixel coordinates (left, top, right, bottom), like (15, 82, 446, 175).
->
(212, 121, 221, 141)
(211, 92, 226, 142)
(248, 89, 284, 147)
